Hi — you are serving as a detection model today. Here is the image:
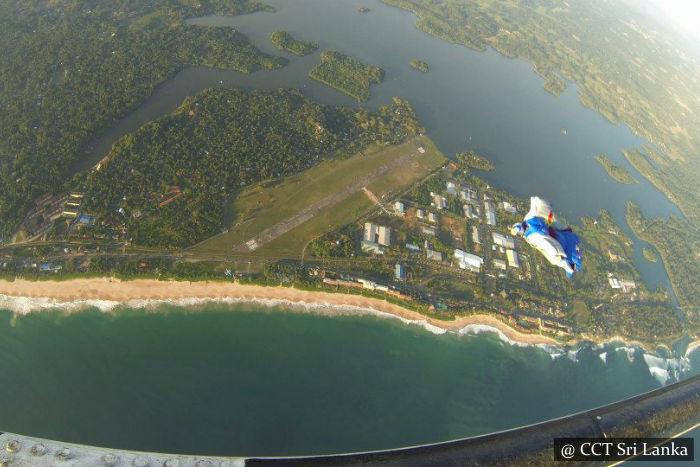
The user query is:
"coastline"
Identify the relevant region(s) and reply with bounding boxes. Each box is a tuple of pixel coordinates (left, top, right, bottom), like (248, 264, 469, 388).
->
(0, 278, 558, 346)
(1, 278, 696, 359)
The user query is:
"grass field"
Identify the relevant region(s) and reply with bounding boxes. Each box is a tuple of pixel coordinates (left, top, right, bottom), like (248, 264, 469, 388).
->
(191, 135, 446, 258)
(569, 300, 592, 327)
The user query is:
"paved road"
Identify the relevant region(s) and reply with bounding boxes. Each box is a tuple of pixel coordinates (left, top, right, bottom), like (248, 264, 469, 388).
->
(234, 141, 424, 252)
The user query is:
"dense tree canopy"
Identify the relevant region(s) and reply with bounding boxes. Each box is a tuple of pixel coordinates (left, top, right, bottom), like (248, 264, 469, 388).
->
(308, 51, 385, 101)
(0, 0, 284, 237)
(83, 88, 423, 247)
(270, 31, 318, 56)
(409, 60, 429, 73)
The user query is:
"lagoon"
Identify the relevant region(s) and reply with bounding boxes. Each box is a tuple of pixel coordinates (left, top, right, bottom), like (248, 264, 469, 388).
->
(77, 0, 680, 292)
(4, 0, 697, 457)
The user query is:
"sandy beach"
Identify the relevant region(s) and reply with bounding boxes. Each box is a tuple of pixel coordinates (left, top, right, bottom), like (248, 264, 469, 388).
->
(0, 278, 558, 345)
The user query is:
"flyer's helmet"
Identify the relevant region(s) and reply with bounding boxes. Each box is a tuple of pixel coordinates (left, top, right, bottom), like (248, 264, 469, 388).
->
(510, 222, 525, 236)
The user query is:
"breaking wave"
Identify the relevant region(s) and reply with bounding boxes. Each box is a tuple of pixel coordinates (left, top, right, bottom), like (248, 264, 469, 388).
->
(2, 294, 697, 385)
(643, 353, 691, 386)
(0, 294, 448, 336)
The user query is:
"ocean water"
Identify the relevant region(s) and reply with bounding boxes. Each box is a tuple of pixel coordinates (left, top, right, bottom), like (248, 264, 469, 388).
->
(0, 304, 697, 457)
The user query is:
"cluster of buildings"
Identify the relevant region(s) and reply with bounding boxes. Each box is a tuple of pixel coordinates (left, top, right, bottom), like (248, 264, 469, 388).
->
(159, 185, 183, 208)
(16, 192, 87, 240)
(430, 192, 448, 210)
(425, 241, 444, 262)
(492, 232, 519, 268)
(365, 178, 527, 278)
(519, 315, 572, 336)
(322, 275, 410, 300)
(607, 274, 636, 292)
(361, 222, 391, 254)
(454, 249, 483, 272)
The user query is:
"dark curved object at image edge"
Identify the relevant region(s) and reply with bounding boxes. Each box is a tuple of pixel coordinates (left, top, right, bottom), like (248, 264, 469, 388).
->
(0, 374, 698, 466)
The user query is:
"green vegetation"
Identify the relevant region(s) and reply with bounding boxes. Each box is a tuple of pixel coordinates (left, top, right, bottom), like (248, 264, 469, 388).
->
(82, 89, 423, 248)
(308, 51, 385, 101)
(0, 0, 286, 237)
(543, 75, 566, 96)
(590, 302, 683, 342)
(456, 151, 494, 171)
(302, 155, 681, 343)
(594, 155, 638, 184)
(270, 31, 318, 56)
(2, 133, 687, 344)
(622, 148, 700, 317)
(193, 136, 446, 257)
(410, 60, 429, 73)
(626, 202, 700, 330)
(382, 0, 700, 228)
(623, 147, 700, 224)
(0, 0, 693, 346)
(569, 300, 592, 327)
(642, 247, 658, 263)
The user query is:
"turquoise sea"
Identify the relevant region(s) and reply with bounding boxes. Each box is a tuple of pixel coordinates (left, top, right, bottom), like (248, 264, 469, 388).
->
(0, 304, 697, 456)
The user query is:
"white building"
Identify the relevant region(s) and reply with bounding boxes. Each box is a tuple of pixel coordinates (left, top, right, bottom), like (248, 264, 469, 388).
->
(460, 187, 477, 202)
(361, 240, 384, 255)
(493, 258, 507, 270)
(492, 231, 515, 249)
(506, 249, 520, 268)
(394, 201, 405, 216)
(472, 226, 481, 244)
(378, 227, 391, 246)
(364, 222, 391, 246)
(416, 209, 426, 220)
(363, 223, 377, 243)
(501, 201, 517, 214)
(428, 212, 439, 224)
(358, 278, 389, 292)
(446, 181, 457, 196)
(463, 204, 473, 218)
(485, 201, 496, 225)
(454, 249, 483, 272)
(608, 277, 621, 289)
(463, 204, 480, 219)
(395, 264, 406, 281)
(431, 192, 448, 210)
(426, 249, 444, 261)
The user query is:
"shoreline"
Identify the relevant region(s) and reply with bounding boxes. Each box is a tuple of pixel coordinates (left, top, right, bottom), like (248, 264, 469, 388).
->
(0, 278, 696, 357)
(0, 278, 558, 346)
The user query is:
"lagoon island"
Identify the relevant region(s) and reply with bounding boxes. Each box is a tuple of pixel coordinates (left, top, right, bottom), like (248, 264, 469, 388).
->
(270, 30, 318, 56)
(410, 60, 429, 72)
(643, 247, 658, 262)
(594, 155, 638, 184)
(308, 51, 385, 101)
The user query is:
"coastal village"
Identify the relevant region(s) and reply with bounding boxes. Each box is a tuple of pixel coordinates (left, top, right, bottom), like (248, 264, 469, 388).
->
(2, 147, 673, 344)
(302, 160, 656, 340)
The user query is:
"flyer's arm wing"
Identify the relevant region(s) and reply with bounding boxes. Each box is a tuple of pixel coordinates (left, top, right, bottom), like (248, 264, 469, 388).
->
(525, 196, 553, 220)
(525, 196, 567, 230)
